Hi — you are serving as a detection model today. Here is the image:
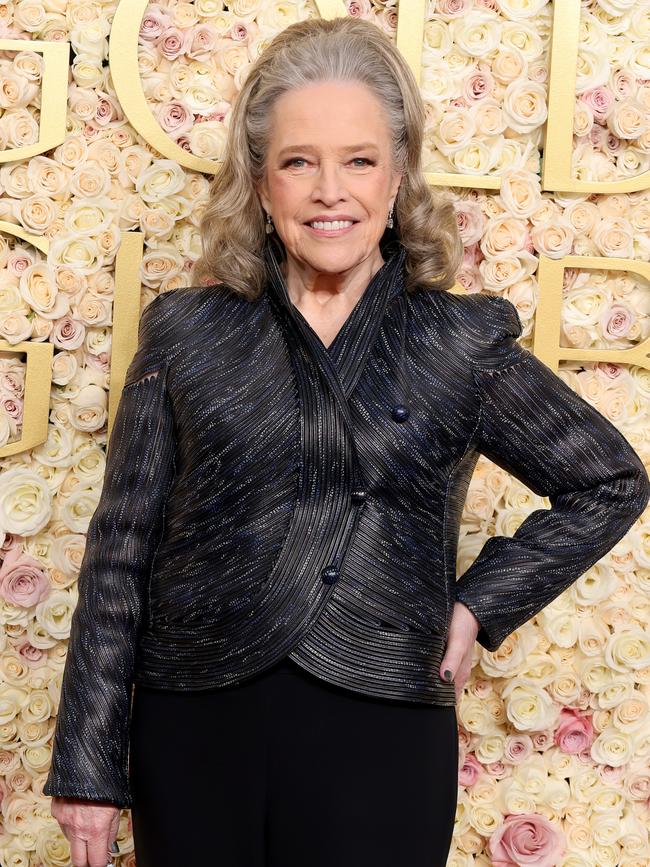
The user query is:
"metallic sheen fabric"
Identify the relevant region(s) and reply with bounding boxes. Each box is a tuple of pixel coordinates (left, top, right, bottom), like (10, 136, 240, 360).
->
(43, 234, 650, 808)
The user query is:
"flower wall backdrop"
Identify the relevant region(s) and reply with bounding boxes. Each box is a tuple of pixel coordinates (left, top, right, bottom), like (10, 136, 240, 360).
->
(0, 1, 648, 865)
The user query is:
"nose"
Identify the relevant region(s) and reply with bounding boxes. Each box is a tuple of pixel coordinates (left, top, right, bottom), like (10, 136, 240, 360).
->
(310, 161, 348, 204)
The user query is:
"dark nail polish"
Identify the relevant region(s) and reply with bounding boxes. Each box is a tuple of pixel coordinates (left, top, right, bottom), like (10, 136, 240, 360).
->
(443, 669, 452, 681)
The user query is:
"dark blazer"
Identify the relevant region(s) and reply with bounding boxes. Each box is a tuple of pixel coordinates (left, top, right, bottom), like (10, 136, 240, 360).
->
(43, 234, 650, 808)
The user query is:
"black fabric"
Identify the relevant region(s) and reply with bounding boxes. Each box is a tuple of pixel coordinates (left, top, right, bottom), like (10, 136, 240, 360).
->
(43, 237, 650, 808)
(128, 656, 459, 867)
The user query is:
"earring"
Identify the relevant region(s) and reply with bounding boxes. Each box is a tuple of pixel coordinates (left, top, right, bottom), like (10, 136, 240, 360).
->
(387, 204, 394, 229)
(265, 212, 274, 234)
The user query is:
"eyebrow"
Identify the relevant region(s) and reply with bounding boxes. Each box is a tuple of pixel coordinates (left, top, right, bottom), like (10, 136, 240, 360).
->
(277, 142, 380, 157)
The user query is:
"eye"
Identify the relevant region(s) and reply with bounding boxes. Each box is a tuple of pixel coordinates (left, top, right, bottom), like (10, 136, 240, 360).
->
(283, 157, 308, 168)
(351, 158, 374, 167)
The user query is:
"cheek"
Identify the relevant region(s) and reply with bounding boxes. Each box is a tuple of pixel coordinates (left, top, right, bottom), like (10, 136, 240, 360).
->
(269, 176, 303, 215)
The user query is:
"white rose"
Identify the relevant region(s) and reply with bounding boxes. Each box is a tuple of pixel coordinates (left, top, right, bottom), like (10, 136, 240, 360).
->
(604, 628, 650, 671)
(502, 681, 557, 731)
(136, 159, 187, 203)
(502, 79, 547, 134)
(501, 21, 543, 61)
(499, 168, 542, 218)
(531, 218, 576, 259)
(451, 140, 496, 175)
(591, 727, 634, 767)
(450, 12, 502, 58)
(0, 468, 52, 536)
(497, 0, 548, 20)
(609, 99, 648, 140)
(34, 588, 77, 641)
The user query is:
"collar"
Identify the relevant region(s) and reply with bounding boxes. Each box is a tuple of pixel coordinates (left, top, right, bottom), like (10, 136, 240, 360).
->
(263, 234, 410, 468)
(262, 233, 407, 371)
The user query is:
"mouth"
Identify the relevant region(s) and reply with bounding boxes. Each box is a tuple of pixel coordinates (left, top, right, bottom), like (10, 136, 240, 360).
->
(304, 219, 359, 237)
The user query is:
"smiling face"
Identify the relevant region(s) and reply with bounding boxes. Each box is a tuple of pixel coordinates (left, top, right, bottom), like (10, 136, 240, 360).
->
(255, 80, 402, 280)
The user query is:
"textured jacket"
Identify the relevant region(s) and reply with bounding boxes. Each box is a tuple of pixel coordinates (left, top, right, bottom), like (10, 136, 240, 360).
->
(43, 234, 650, 808)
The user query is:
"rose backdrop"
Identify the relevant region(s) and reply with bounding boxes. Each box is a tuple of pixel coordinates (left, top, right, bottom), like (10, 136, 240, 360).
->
(0, 1, 649, 865)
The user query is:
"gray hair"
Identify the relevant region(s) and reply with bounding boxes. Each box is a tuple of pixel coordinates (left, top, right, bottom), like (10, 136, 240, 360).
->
(191, 16, 463, 299)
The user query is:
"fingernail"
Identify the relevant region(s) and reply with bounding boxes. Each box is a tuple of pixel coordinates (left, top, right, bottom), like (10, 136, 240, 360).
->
(443, 669, 452, 681)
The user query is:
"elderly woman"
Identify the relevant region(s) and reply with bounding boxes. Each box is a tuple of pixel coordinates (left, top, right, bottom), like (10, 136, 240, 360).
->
(44, 15, 649, 867)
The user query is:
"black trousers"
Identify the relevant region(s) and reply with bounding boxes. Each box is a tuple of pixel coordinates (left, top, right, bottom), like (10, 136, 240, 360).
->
(129, 656, 458, 867)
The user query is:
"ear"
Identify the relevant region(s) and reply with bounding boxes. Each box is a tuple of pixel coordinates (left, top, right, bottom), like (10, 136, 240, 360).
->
(255, 178, 271, 215)
(389, 171, 403, 206)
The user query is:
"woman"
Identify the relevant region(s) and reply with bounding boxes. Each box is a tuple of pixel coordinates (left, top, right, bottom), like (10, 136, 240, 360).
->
(44, 16, 649, 867)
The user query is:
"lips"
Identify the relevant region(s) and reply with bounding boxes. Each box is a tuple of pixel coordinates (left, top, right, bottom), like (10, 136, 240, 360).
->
(304, 218, 360, 225)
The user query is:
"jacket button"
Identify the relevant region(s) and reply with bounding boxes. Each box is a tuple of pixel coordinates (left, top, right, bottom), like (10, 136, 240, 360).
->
(351, 488, 367, 504)
(391, 403, 410, 423)
(321, 566, 340, 585)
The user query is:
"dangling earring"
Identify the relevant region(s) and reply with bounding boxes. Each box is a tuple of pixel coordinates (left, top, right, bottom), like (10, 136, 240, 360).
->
(386, 204, 394, 229)
(265, 212, 274, 234)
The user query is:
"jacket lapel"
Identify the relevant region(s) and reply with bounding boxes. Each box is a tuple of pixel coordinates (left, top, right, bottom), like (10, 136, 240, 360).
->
(263, 236, 407, 431)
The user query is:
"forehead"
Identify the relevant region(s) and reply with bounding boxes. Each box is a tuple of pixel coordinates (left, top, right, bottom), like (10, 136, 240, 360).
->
(269, 81, 391, 148)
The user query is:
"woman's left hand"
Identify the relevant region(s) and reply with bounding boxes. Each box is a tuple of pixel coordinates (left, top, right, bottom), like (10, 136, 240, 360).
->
(439, 601, 480, 702)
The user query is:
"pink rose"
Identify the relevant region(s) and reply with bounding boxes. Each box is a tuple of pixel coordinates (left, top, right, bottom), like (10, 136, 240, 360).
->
(464, 71, 494, 104)
(595, 361, 626, 382)
(7, 251, 35, 276)
(436, 0, 472, 14)
(50, 316, 86, 351)
(156, 101, 193, 139)
(605, 132, 623, 155)
(139, 4, 172, 44)
(160, 27, 189, 62)
(0, 394, 21, 423)
(600, 303, 635, 340)
(16, 639, 47, 668)
(0, 547, 50, 608)
(95, 91, 122, 127)
(459, 753, 483, 787)
(504, 735, 533, 765)
(588, 126, 609, 149)
(456, 267, 482, 294)
(347, 0, 373, 17)
(553, 708, 594, 754)
(612, 69, 635, 100)
(0, 370, 24, 400)
(580, 87, 614, 124)
(490, 813, 566, 867)
(230, 23, 251, 43)
(187, 25, 218, 62)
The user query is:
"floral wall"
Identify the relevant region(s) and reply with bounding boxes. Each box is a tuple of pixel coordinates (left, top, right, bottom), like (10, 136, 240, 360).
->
(0, 0, 649, 865)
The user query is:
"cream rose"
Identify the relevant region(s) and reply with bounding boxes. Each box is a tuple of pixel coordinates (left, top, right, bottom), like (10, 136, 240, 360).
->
(34, 588, 77, 641)
(502, 681, 557, 731)
(593, 216, 635, 258)
(0, 468, 52, 537)
(450, 12, 502, 58)
(497, 0, 548, 19)
(531, 218, 576, 259)
(480, 215, 528, 256)
(604, 628, 650, 671)
(502, 79, 547, 134)
(590, 727, 635, 767)
(610, 99, 648, 140)
(501, 21, 543, 61)
(499, 169, 542, 218)
(431, 107, 476, 155)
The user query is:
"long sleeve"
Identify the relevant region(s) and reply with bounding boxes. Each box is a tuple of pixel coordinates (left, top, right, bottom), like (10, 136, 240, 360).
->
(43, 293, 177, 809)
(454, 296, 650, 653)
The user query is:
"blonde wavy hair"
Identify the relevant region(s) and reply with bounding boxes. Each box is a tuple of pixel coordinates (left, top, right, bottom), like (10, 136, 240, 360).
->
(190, 16, 463, 299)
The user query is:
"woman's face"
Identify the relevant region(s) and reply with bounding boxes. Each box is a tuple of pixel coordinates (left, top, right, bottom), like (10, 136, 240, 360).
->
(256, 80, 402, 277)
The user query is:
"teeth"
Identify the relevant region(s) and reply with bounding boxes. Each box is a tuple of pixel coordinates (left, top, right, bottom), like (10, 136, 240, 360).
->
(309, 220, 354, 230)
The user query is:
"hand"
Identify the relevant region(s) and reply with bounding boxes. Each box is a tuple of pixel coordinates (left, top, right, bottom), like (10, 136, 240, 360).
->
(50, 796, 120, 867)
(439, 600, 480, 702)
